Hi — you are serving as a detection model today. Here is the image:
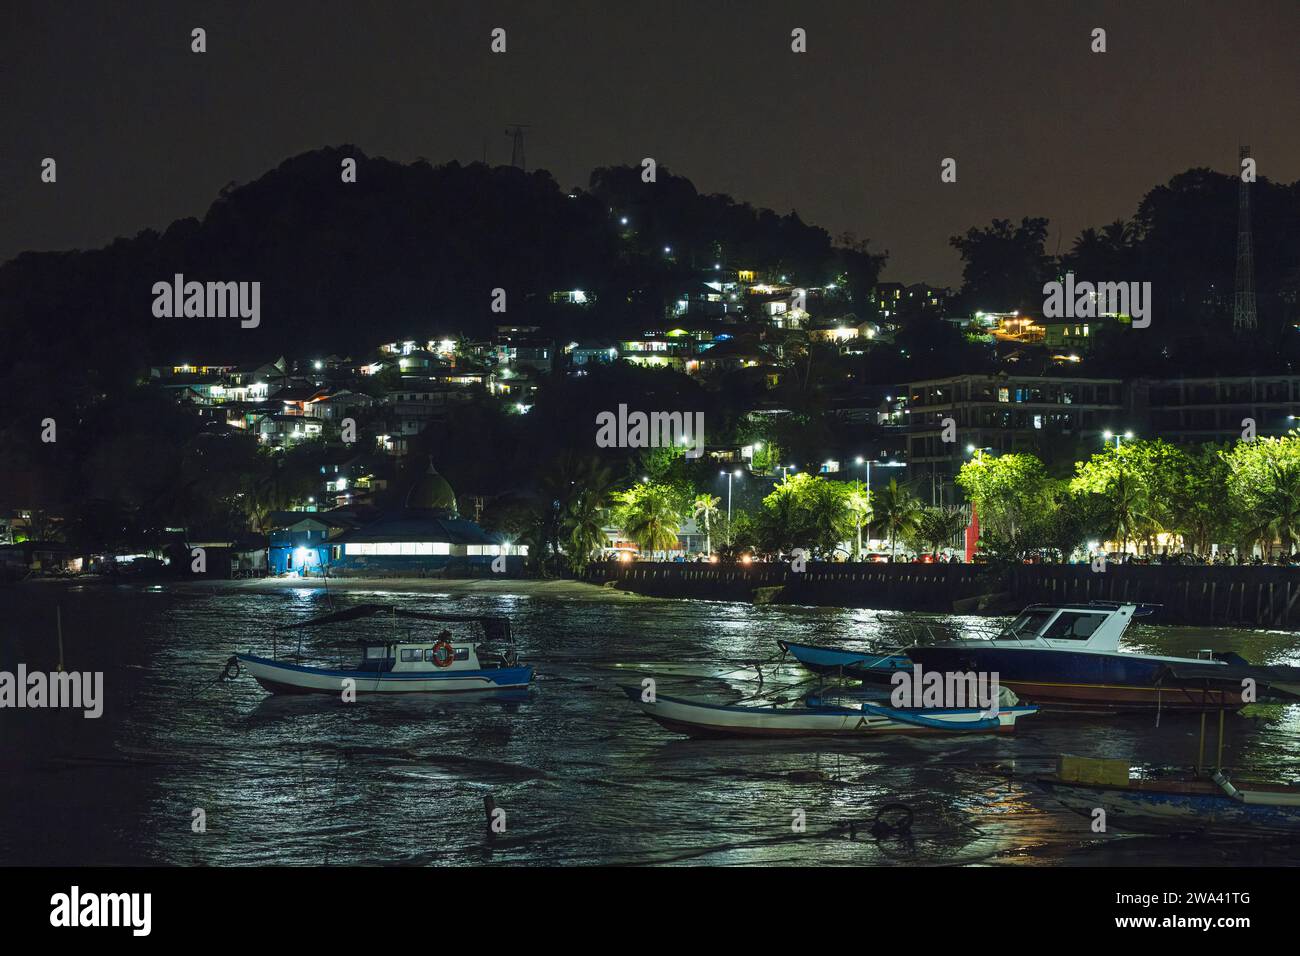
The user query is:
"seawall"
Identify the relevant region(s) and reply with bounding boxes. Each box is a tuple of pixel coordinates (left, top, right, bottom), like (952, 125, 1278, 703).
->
(585, 561, 1300, 628)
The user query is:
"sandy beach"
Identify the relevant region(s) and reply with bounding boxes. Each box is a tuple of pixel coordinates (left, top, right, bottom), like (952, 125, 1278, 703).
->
(197, 575, 650, 601)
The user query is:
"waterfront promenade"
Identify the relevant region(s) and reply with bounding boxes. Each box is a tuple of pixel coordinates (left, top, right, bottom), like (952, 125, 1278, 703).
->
(586, 561, 1300, 628)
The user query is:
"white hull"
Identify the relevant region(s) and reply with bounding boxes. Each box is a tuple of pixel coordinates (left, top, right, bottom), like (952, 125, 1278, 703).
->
(628, 689, 1034, 737)
(236, 654, 533, 694)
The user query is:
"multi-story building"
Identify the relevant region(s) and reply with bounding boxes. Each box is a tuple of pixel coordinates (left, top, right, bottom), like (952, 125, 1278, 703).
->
(385, 384, 479, 435)
(1132, 376, 1300, 444)
(671, 281, 742, 320)
(906, 374, 1125, 501)
(565, 340, 620, 371)
(807, 318, 881, 352)
(907, 372, 1300, 504)
(618, 333, 689, 371)
(872, 283, 951, 320)
(494, 325, 554, 374)
(256, 413, 325, 447)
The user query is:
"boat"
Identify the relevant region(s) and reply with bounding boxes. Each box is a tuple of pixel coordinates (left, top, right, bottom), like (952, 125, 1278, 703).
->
(905, 601, 1300, 714)
(1037, 714, 1300, 837)
(778, 639, 911, 682)
(1036, 773, 1300, 838)
(620, 684, 1037, 738)
(235, 604, 534, 695)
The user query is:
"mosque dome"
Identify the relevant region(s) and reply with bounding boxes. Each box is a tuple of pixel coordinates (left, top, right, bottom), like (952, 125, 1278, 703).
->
(404, 458, 458, 515)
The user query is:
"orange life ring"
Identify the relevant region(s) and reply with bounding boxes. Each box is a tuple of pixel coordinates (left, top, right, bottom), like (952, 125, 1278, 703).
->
(431, 640, 455, 668)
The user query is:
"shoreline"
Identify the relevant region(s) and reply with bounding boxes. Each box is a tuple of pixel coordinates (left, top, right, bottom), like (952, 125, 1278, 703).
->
(30, 574, 652, 602)
(222, 576, 643, 600)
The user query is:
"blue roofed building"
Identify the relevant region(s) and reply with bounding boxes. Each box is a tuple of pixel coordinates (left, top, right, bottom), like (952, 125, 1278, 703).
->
(267, 511, 361, 575)
(318, 459, 526, 576)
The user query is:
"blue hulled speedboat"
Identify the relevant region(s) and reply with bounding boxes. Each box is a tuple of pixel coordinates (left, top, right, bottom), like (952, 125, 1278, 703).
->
(907, 601, 1300, 714)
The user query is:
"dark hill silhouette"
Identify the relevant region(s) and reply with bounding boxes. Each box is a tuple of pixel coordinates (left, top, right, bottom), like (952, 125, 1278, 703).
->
(0, 148, 879, 387)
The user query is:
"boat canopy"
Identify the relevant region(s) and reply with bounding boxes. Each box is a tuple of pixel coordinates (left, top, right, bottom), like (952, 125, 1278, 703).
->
(283, 603, 514, 644)
(992, 601, 1157, 650)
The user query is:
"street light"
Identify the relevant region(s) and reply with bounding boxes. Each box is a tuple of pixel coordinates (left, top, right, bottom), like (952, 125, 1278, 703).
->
(851, 455, 868, 488)
(721, 469, 743, 522)
(1102, 429, 1134, 450)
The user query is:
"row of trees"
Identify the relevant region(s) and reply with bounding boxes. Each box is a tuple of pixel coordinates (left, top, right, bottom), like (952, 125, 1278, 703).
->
(483, 450, 969, 575)
(497, 431, 1300, 575)
(956, 434, 1300, 562)
(743, 473, 963, 561)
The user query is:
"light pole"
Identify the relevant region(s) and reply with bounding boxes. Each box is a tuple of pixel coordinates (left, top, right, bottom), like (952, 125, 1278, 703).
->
(1102, 429, 1134, 450)
(721, 469, 742, 522)
(853, 456, 869, 491)
(1103, 430, 1135, 558)
(964, 445, 992, 504)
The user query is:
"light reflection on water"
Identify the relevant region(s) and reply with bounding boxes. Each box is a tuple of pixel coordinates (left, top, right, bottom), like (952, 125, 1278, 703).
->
(3, 583, 1300, 866)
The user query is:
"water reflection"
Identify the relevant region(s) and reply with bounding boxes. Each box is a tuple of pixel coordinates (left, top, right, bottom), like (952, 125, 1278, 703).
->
(1, 584, 1298, 865)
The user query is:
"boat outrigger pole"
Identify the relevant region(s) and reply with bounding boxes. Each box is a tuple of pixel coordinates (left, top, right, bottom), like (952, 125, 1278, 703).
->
(1154, 664, 1237, 775)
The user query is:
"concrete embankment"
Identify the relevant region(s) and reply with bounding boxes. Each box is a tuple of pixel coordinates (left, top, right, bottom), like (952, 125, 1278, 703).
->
(587, 561, 1300, 628)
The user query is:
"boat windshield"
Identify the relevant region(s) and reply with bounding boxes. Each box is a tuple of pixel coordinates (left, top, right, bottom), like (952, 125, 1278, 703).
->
(999, 609, 1056, 641)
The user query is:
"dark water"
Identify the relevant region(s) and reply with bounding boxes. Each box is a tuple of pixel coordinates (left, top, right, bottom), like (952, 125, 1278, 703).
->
(4, 582, 1300, 866)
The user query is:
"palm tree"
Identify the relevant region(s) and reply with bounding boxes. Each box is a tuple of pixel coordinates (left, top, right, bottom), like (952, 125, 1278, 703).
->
(1067, 219, 1136, 277)
(242, 450, 303, 532)
(1108, 466, 1148, 557)
(564, 487, 608, 573)
(693, 494, 721, 555)
(873, 479, 921, 561)
(1252, 463, 1300, 559)
(617, 485, 682, 558)
(537, 451, 614, 566)
(843, 480, 872, 560)
(914, 506, 968, 559)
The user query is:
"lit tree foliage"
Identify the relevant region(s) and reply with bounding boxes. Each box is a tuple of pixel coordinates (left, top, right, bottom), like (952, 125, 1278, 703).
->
(870, 478, 922, 561)
(611, 481, 683, 557)
(1223, 434, 1300, 558)
(755, 473, 853, 558)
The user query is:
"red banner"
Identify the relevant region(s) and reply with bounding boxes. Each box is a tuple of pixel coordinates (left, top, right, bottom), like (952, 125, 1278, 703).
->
(965, 504, 979, 562)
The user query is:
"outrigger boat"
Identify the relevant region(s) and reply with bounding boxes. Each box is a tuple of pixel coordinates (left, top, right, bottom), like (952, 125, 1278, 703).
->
(621, 684, 1037, 738)
(1037, 773, 1300, 838)
(906, 601, 1300, 714)
(235, 604, 534, 695)
(778, 640, 911, 683)
(1038, 690, 1300, 838)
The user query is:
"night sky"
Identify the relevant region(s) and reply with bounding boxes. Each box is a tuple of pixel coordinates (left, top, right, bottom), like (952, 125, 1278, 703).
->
(4, 0, 1299, 284)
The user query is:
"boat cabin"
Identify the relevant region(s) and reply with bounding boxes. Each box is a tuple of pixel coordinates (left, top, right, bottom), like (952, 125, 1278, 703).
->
(353, 629, 517, 674)
(984, 602, 1155, 652)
